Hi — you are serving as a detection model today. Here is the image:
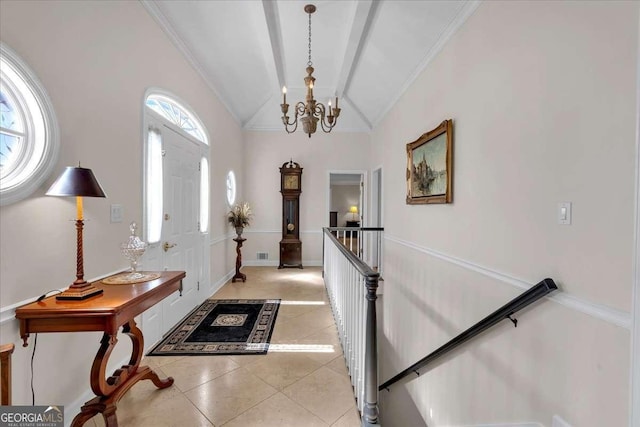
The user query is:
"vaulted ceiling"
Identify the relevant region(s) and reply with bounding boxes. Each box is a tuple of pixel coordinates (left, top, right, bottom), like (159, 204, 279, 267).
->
(142, 0, 478, 133)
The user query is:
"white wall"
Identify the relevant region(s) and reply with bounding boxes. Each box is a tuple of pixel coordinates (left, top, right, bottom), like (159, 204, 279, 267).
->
(372, 1, 638, 426)
(2, 1, 637, 426)
(0, 0, 243, 413)
(242, 131, 370, 266)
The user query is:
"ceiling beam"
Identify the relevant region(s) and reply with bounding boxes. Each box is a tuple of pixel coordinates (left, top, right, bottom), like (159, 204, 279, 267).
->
(335, 0, 378, 97)
(262, 0, 286, 90)
(243, 0, 286, 127)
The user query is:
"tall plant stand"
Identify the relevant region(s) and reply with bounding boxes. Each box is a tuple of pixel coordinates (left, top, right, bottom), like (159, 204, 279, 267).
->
(232, 237, 247, 282)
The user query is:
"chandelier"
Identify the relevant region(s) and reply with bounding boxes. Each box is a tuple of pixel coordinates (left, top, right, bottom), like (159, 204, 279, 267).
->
(281, 4, 340, 138)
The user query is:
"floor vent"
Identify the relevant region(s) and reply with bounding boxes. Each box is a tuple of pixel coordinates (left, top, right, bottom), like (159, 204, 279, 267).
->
(257, 252, 269, 260)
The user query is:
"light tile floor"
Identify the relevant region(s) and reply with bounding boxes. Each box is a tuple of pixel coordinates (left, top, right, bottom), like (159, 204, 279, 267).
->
(87, 266, 360, 427)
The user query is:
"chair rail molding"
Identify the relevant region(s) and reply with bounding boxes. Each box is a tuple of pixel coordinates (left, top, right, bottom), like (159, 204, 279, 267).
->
(243, 229, 322, 234)
(209, 233, 230, 246)
(384, 234, 632, 330)
(0, 269, 123, 325)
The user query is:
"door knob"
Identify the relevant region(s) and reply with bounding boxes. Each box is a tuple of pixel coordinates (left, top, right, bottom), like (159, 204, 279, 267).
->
(163, 242, 177, 252)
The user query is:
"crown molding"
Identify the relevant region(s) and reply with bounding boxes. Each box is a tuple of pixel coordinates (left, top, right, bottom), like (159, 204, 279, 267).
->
(372, 0, 481, 128)
(140, 0, 241, 125)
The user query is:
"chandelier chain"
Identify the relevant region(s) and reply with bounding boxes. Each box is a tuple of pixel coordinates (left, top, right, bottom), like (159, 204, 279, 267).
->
(307, 10, 312, 67)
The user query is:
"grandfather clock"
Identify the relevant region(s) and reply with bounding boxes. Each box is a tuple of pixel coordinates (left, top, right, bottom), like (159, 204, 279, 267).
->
(279, 160, 303, 269)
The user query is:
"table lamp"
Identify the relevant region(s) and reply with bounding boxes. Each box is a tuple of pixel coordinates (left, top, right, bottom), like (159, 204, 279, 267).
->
(349, 206, 358, 221)
(46, 165, 107, 300)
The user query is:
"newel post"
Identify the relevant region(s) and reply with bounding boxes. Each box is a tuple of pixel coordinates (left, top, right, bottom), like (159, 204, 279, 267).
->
(363, 273, 380, 426)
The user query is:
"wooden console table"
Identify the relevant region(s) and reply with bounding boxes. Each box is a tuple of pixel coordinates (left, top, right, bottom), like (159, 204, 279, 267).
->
(15, 270, 185, 427)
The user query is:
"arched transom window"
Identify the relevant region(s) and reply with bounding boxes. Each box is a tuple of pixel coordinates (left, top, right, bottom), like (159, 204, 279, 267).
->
(145, 94, 207, 144)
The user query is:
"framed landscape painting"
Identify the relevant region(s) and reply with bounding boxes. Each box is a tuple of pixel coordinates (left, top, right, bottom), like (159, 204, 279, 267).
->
(406, 119, 453, 204)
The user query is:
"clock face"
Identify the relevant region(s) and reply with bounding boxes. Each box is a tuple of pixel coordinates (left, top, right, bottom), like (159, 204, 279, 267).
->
(284, 174, 299, 190)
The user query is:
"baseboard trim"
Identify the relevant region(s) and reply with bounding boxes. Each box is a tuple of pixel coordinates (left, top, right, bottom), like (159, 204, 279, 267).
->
(208, 269, 235, 295)
(385, 234, 631, 330)
(243, 260, 279, 267)
(243, 260, 323, 267)
(444, 423, 542, 427)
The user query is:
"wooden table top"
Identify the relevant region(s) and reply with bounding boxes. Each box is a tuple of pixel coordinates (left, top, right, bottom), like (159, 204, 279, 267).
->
(15, 271, 186, 341)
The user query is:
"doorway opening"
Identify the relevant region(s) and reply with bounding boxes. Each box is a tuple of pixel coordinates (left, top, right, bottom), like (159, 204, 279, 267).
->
(327, 172, 365, 228)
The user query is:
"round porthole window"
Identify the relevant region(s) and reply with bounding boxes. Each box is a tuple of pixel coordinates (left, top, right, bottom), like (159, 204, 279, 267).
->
(0, 43, 59, 205)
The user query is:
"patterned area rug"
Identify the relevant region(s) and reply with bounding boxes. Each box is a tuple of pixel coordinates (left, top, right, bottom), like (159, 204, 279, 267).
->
(148, 299, 280, 356)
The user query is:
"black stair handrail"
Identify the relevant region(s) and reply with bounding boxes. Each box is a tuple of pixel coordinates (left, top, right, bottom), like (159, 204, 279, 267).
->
(329, 226, 385, 231)
(379, 278, 558, 391)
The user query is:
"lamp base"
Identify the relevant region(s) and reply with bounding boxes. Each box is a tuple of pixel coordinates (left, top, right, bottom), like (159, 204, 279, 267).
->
(56, 285, 103, 300)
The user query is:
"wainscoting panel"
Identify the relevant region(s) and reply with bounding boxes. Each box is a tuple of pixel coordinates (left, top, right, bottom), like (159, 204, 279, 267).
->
(240, 229, 323, 266)
(378, 239, 629, 427)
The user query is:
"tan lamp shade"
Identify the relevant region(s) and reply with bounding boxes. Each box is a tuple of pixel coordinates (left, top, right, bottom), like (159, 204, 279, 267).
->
(349, 206, 358, 221)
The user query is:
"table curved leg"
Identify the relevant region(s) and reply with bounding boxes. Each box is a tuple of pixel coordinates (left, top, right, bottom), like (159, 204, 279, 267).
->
(143, 366, 174, 389)
(122, 320, 143, 370)
(70, 405, 100, 427)
(72, 320, 174, 426)
(90, 333, 131, 397)
(70, 398, 118, 427)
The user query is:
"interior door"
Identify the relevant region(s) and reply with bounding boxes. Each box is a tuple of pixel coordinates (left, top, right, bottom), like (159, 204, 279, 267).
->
(161, 125, 201, 329)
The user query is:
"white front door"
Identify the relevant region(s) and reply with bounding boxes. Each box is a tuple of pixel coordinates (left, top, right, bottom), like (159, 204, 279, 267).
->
(161, 125, 202, 329)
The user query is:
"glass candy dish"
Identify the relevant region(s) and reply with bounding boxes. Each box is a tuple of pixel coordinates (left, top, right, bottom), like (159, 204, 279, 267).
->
(120, 222, 148, 281)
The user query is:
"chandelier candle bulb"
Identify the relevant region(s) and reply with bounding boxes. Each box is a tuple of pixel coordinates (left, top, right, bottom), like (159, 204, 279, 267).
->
(282, 86, 286, 104)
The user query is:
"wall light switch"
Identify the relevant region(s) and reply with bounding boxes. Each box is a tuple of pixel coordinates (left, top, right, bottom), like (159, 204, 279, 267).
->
(558, 202, 571, 225)
(110, 204, 123, 223)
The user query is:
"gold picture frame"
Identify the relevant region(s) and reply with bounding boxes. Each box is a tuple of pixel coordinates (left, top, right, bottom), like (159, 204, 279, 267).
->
(406, 119, 453, 204)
